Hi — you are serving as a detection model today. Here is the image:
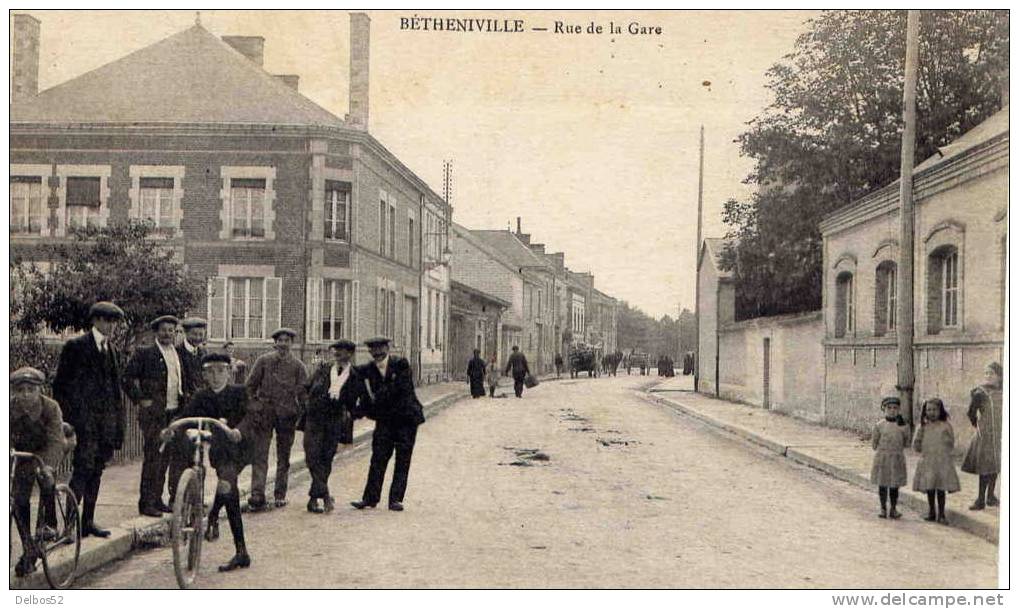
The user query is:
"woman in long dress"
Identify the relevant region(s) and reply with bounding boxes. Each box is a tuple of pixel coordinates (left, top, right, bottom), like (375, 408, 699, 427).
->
(961, 362, 1003, 510)
(466, 349, 487, 399)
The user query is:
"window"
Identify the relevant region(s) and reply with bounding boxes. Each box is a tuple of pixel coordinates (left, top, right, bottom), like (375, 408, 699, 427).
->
(324, 181, 350, 241)
(66, 176, 102, 229)
(230, 178, 266, 238)
(378, 196, 387, 255)
(408, 217, 415, 266)
(874, 262, 897, 336)
(926, 246, 961, 334)
(10, 176, 45, 235)
(139, 177, 175, 234)
(207, 276, 282, 341)
(320, 280, 349, 341)
(376, 286, 396, 337)
(389, 203, 396, 259)
(426, 290, 433, 348)
(834, 272, 854, 338)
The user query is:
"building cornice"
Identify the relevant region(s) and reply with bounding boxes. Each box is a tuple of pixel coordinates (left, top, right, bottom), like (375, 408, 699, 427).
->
(819, 133, 1008, 237)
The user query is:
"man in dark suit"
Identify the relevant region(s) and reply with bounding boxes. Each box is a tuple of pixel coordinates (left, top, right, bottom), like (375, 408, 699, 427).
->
(52, 301, 126, 538)
(122, 315, 184, 517)
(350, 336, 425, 512)
(303, 339, 366, 514)
(504, 345, 530, 398)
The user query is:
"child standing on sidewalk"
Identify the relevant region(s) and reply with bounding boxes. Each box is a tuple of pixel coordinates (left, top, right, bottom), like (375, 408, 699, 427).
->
(486, 354, 500, 398)
(912, 398, 960, 524)
(870, 396, 910, 519)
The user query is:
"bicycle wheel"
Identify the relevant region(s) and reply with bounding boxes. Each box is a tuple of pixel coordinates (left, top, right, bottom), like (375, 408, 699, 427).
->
(171, 468, 204, 589)
(39, 484, 81, 589)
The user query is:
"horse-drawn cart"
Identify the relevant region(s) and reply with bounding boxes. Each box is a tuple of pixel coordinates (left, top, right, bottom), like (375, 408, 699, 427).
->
(569, 343, 602, 378)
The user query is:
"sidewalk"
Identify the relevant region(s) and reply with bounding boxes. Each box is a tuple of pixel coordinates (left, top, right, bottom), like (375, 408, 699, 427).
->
(642, 375, 1000, 544)
(11, 380, 479, 590)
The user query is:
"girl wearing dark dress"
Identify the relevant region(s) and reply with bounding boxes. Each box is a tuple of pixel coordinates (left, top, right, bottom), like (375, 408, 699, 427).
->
(912, 398, 960, 524)
(962, 362, 1003, 510)
(870, 396, 909, 519)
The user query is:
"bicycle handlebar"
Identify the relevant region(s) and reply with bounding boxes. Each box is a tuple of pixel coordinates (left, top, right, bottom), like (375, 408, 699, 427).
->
(10, 450, 47, 468)
(158, 417, 236, 454)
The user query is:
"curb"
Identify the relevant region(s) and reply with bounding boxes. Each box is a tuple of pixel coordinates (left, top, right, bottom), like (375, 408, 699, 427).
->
(640, 390, 999, 545)
(11, 389, 470, 590)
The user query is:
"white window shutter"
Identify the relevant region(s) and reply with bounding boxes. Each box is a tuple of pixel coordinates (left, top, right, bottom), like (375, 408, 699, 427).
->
(352, 280, 361, 341)
(306, 277, 322, 343)
(265, 276, 283, 338)
(208, 276, 228, 341)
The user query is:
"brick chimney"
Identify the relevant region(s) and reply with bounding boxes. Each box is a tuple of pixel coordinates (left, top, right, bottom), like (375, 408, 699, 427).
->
(348, 13, 371, 129)
(11, 14, 40, 102)
(222, 35, 265, 66)
(274, 74, 300, 91)
(529, 243, 546, 255)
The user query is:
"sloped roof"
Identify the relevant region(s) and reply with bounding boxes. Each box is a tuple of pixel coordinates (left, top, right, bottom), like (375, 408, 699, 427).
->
(11, 24, 345, 127)
(699, 238, 734, 279)
(471, 230, 553, 272)
(915, 105, 1009, 172)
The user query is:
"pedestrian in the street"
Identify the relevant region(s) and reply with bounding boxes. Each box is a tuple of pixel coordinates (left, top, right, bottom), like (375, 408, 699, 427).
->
(167, 353, 252, 572)
(961, 361, 1003, 511)
(467, 349, 487, 399)
(224, 341, 248, 385)
(351, 336, 426, 512)
(10, 367, 67, 577)
(52, 301, 126, 538)
(122, 315, 184, 517)
(912, 398, 960, 524)
(870, 396, 909, 519)
(487, 354, 500, 397)
(554, 353, 563, 379)
(504, 345, 530, 398)
(303, 339, 366, 514)
(245, 327, 308, 511)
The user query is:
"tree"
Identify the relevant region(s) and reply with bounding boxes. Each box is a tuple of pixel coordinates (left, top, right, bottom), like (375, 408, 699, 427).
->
(13, 222, 205, 356)
(721, 10, 1009, 319)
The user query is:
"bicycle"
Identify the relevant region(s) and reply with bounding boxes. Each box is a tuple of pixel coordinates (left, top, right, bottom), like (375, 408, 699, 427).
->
(160, 416, 237, 589)
(9, 451, 81, 589)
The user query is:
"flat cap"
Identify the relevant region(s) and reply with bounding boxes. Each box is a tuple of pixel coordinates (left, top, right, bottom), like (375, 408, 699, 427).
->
(881, 396, 901, 407)
(364, 335, 391, 346)
(201, 353, 232, 367)
(89, 301, 125, 319)
(271, 327, 298, 340)
(10, 367, 46, 386)
(329, 339, 357, 351)
(149, 315, 180, 330)
(181, 317, 208, 330)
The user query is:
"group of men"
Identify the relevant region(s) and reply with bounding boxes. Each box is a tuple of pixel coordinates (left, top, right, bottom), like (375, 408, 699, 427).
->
(12, 300, 427, 575)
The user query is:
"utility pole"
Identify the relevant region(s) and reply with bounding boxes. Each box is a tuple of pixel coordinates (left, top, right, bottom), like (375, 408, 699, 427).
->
(897, 11, 920, 428)
(693, 125, 704, 392)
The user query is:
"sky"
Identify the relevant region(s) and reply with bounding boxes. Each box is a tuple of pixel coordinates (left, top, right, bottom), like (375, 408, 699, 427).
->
(20, 9, 816, 318)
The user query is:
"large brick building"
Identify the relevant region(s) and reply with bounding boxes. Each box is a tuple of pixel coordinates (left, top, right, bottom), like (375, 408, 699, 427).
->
(10, 14, 452, 379)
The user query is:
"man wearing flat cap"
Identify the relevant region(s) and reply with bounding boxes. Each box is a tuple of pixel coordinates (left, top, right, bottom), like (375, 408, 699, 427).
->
(245, 327, 308, 510)
(302, 339, 367, 513)
(351, 336, 426, 512)
(10, 367, 67, 576)
(178, 317, 208, 400)
(52, 301, 126, 538)
(122, 315, 186, 516)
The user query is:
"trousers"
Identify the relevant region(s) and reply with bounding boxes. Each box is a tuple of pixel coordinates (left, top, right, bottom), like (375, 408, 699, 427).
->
(208, 460, 247, 552)
(70, 454, 105, 526)
(304, 416, 342, 499)
(362, 420, 418, 505)
(12, 463, 56, 557)
(249, 411, 298, 503)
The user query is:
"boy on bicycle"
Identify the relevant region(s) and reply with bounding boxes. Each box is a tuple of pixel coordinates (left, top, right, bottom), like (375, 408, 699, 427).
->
(10, 367, 67, 577)
(164, 353, 252, 572)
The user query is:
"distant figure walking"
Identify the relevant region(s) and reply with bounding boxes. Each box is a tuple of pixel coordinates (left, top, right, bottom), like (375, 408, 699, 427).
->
(486, 354, 500, 397)
(504, 346, 530, 398)
(467, 349, 487, 399)
(554, 353, 563, 379)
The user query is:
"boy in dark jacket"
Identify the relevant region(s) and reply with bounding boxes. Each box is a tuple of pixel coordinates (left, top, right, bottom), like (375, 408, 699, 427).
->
(166, 353, 252, 572)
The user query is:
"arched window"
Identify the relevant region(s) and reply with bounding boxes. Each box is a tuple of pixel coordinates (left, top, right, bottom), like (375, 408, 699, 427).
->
(874, 261, 897, 337)
(835, 271, 855, 338)
(927, 245, 960, 334)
